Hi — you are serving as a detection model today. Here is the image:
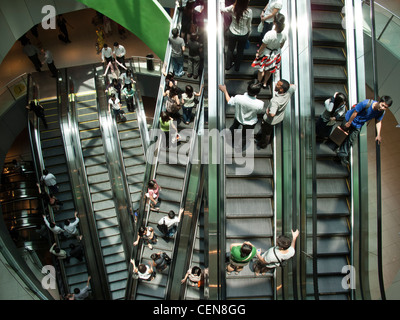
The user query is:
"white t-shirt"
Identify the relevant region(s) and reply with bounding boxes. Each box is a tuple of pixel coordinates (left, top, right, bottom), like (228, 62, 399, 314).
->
(108, 97, 121, 110)
(228, 92, 264, 126)
(158, 216, 179, 230)
(261, 246, 295, 268)
(263, 0, 283, 23)
(41, 173, 57, 186)
(262, 30, 287, 53)
(138, 265, 152, 280)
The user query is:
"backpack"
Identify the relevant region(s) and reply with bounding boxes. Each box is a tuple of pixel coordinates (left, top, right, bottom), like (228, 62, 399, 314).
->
(162, 252, 171, 264)
(157, 218, 169, 235)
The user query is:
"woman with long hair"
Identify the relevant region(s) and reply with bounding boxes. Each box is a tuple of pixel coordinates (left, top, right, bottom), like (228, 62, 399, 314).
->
(221, 0, 252, 72)
(252, 13, 286, 88)
(316, 92, 347, 139)
(181, 84, 203, 124)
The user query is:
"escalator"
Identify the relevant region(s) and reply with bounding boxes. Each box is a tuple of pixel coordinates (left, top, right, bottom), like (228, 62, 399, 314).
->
(222, 0, 275, 299)
(133, 69, 204, 300)
(103, 64, 147, 215)
(68, 65, 129, 300)
(35, 93, 90, 295)
(310, 0, 351, 299)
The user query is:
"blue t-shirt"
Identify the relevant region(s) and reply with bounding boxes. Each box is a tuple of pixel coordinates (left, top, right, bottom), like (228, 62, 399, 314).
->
(345, 99, 385, 129)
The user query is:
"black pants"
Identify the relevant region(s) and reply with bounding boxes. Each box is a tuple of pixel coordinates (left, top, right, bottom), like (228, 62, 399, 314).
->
(47, 62, 58, 77)
(229, 118, 256, 147)
(226, 30, 248, 71)
(256, 120, 274, 147)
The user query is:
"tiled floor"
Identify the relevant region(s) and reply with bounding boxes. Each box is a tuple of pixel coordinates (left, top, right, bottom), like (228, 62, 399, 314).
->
(0, 4, 399, 300)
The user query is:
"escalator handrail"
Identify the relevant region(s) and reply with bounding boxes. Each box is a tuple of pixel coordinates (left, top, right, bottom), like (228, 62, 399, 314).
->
(366, 0, 386, 300)
(125, 1, 182, 300)
(96, 64, 136, 256)
(26, 72, 69, 297)
(66, 70, 112, 299)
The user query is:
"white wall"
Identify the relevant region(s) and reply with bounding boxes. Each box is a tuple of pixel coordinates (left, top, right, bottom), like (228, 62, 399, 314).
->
(363, 34, 400, 125)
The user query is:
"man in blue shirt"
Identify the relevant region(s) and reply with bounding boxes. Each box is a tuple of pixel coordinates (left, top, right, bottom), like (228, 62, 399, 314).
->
(337, 95, 392, 165)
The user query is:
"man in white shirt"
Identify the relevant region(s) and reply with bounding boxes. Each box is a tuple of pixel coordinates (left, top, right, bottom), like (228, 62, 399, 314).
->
(113, 42, 126, 71)
(255, 80, 296, 148)
(40, 169, 59, 194)
(157, 208, 184, 239)
(219, 80, 264, 149)
(101, 43, 113, 64)
(254, 229, 299, 275)
(64, 211, 82, 240)
(49, 242, 67, 259)
(72, 276, 91, 300)
(43, 215, 64, 235)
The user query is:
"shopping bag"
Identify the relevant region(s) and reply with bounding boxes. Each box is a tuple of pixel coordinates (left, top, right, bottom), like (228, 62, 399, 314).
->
(329, 125, 348, 146)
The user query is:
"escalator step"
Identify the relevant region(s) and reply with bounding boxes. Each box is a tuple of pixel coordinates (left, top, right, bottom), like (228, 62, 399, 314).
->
(93, 199, 115, 212)
(155, 175, 184, 191)
(226, 217, 272, 238)
(312, 28, 345, 47)
(41, 137, 63, 149)
(226, 198, 273, 218)
(317, 178, 349, 196)
(313, 64, 347, 83)
(311, 0, 343, 12)
(316, 197, 349, 216)
(316, 159, 348, 177)
(226, 177, 273, 197)
(314, 83, 347, 100)
(84, 155, 107, 167)
(79, 128, 101, 139)
(156, 163, 186, 179)
(80, 137, 103, 149)
(316, 217, 350, 236)
(312, 10, 344, 29)
(312, 46, 346, 65)
(118, 129, 141, 140)
(307, 256, 349, 275)
(226, 278, 273, 299)
(82, 146, 106, 157)
(79, 120, 100, 130)
(226, 157, 272, 177)
(317, 275, 351, 295)
(316, 236, 349, 255)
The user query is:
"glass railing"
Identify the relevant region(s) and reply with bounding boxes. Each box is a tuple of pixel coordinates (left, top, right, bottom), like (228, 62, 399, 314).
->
(362, 1, 400, 60)
(360, 0, 390, 300)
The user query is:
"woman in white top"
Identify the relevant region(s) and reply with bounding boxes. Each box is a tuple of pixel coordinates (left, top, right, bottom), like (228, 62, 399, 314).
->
(221, 0, 252, 72)
(181, 84, 204, 124)
(252, 13, 286, 88)
(316, 92, 347, 139)
(259, 0, 283, 39)
(108, 93, 122, 120)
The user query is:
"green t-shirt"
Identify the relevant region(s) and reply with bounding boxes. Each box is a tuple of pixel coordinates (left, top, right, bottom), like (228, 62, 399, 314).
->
(160, 117, 170, 132)
(230, 245, 256, 263)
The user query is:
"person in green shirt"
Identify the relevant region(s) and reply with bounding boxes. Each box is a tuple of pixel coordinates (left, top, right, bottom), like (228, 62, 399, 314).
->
(160, 111, 178, 149)
(227, 241, 257, 274)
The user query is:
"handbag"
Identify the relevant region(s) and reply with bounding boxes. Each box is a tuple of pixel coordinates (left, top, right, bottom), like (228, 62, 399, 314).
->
(329, 125, 349, 146)
(257, 21, 264, 33)
(272, 247, 287, 268)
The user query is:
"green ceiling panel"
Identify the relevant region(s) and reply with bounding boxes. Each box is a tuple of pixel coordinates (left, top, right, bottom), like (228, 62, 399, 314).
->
(76, 0, 171, 59)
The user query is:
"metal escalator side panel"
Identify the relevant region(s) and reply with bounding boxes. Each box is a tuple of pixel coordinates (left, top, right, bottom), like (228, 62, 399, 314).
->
(60, 70, 111, 300)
